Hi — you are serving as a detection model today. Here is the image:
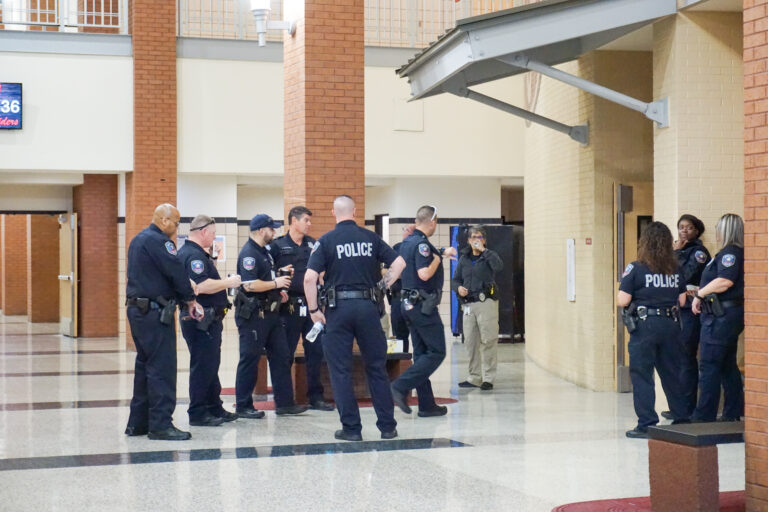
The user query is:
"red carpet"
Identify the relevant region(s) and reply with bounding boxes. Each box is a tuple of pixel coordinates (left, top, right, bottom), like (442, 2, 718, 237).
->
(553, 491, 745, 511)
(220, 387, 457, 410)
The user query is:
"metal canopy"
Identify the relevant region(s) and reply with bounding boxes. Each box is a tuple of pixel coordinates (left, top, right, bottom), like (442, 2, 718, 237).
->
(396, 0, 677, 143)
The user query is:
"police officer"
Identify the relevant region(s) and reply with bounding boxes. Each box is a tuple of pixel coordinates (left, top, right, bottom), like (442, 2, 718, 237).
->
(234, 214, 309, 418)
(691, 213, 745, 422)
(390, 205, 457, 417)
(125, 204, 204, 441)
(272, 206, 334, 411)
(304, 195, 406, 441)
(178, 215, 241, 427)
(618, 221, 689, 439)
(451, 225, 503, 391)
(387, 225, 414, 352)
(672, 214, 710, 417)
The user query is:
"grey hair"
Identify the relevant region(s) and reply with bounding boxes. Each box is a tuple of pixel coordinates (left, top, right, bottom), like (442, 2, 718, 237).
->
(468, 225, 487, 240)
(333, 195, 355, 216)
(715, 213, 744, 250)
(415, 205, 436, 224)
(190, 214, 215, 231)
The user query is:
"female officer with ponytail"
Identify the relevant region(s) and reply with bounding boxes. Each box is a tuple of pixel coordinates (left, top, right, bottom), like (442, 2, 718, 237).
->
(691, 213, 744, 422)
(618, 222, 688, 439)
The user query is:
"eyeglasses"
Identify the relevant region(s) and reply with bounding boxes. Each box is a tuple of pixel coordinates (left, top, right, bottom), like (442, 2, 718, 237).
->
(469, 234, 484, 240)
(190, 219, 215, 232)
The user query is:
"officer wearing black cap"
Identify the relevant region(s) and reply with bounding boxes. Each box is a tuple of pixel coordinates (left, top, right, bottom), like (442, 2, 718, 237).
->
(178, 215, 242, 427)
(272, 206, 334, 411)
(618, 221, 689, 439)
(304, 195, 406, 441)
(672, 214, 710, 416)
(234, 214, 308, 418)
(692, 213, 745, 422)
(390, 205, 457, 418)
(125, 203, 204, 441)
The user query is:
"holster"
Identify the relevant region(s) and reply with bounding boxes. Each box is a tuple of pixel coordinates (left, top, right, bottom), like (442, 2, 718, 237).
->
(195, 306, 216, 331)
(373, 279, 387, 317)
(155, 296, 177, 326)
(419, 289, 440, 315)
(235, 290, 257, 320)
(324, 287, 336, 309)
(622, 303, 638, 333)
(705, 294, 725, 317)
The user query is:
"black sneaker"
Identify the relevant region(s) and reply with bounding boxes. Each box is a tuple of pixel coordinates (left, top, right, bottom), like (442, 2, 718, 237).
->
(390, 384, 412, 414)
(216, 411, 238, 422)
(458, 381, 479, 388)
(625, 428, 648, 439)
(189, 415, 225, 427)
(381, 429, 398, 440)
(309, 399, 335, 411)
(480, 382, 494, 391)
(660, 410, 674, 420)
(418, 405, 448, 418)
(148, 426, 192, 441)
(236, 408, 266, 419)
(334, 429, 363, 442)
(275, 404, 309, 415)
(124, 425, 148, 436)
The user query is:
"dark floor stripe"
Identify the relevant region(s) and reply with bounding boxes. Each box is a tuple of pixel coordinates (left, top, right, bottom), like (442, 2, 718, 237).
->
(0, 369, 190, 377)
(1, 349, 127, 356)
(0, 438, 468, 471)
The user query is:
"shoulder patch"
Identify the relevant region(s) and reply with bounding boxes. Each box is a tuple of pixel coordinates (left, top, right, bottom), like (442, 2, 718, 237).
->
(418, 243, 431, 257)
(165, 241, 177, 255)
(243, 257, 256, 271)
(190, 260, 204, 275)
(622, 263, 634, 278)
(311, 241, 320, 254)
(722, 254, 736, 268)
(695, 250, 707, 264)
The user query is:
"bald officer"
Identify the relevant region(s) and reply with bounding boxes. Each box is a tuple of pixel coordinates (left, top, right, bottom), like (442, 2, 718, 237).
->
(304, 195, 406, 441)
(125, 204, 203, 441)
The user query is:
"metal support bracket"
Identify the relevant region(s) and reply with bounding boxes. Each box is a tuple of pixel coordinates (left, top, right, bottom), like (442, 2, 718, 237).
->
(444, 81, 589, 145)
(500, 53, 669, 129)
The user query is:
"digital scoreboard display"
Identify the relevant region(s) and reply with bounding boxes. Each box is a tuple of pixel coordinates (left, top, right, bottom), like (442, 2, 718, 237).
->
(0, 83, 22, 130)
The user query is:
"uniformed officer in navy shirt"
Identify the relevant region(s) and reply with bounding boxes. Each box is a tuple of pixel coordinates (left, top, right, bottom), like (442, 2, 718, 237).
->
(672, 214, 710, 417)
(178, 215, 242, 427)
(390, 205, 457, 417)
(618, 221, 689, 438)
(304, 195, 406, 441)
(272, 206, 334, 411)
(691, 213, 745, 422)
(125, 204, 204, 441)
(387, 225, 415, 353)
(234, 214, 309, 418)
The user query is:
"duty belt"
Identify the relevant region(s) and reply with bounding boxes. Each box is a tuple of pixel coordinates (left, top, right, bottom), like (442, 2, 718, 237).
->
(636, 305, 679, 320)
(720, 299, 744, 309)
(464, 292, 488, 303)
(336, 290, 373, 300)
(125, 297, 162, 310)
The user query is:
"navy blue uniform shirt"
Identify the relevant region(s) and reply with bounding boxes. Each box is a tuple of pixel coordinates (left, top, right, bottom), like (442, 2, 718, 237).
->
(178, 240, 228, 309)
(307, 220, 397, 289)
(676, 239, 710, 287)
(700, 245, 744, 301)
(400, 229, 442, 293)
(126, 224, 195, 302)
(272, 233, 316, 296)
(619, 261, 686, 308)
(237, 238, 277, 300)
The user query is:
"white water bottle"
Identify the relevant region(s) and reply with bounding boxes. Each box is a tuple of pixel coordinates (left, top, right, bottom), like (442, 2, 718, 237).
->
(305, 321, 324, 343)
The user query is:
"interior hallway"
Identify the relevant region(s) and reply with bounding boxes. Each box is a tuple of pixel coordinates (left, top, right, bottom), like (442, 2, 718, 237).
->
(0, 314, 745, 511)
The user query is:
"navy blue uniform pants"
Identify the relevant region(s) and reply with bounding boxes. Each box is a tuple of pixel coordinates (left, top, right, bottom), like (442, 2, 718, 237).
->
(389, 298, 410, 353)
(679, 307, 701, 416)
(181, 318, 225, 421)
(628, 316, 688, 430)
(393, 306, 446, 411)
(126, 306, 177, 432)
(323, 299, 396, 434)
(282, 310, 325, 401)
(693, 309, 744, 422)
(235, 313, 295, 410)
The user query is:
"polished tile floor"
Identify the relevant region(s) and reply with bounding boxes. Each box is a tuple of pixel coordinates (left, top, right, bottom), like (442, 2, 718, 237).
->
(0, 314, 745, 511)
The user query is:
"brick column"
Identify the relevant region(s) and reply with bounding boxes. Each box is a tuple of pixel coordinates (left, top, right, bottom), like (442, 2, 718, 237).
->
(1, 214, 28, 316)
(126, 0, 177, 244)
(26, 215, 60, 323)
(283, 0, 365, 235)
(744, 2, 768, 508)
(73, 175, 118, 337)
(0, 216, 4, 313)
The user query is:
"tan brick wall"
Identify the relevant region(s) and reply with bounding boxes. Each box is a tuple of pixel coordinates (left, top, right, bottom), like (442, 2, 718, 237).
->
(126, 0, 177, 245)
(74, 175, 118, 337)
(284, 0, 365, 236)
(744, 1, 768, 508)
(1, 214, 28, 316)
(524, 51, 653, 391)
(653, 12, 744, 247)
(26, 215, 59, 323)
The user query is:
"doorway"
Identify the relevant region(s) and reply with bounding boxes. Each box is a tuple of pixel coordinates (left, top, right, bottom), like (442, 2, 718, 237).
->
(58, 213, 77, 337)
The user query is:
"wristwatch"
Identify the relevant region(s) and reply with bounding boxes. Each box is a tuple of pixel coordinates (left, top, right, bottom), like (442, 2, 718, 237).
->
(309, 307, 319, 314)
(439, 247, 446, 256)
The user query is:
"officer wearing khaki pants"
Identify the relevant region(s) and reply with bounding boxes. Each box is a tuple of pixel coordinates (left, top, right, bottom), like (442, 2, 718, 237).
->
(451, 225, 503, 391)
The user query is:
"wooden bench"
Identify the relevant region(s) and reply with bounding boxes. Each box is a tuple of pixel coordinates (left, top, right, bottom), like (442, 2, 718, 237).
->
(253, 351, 413, 404)
(647, 422, 744, 512)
